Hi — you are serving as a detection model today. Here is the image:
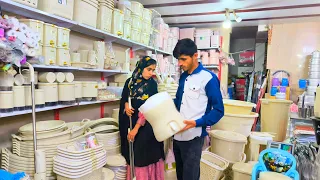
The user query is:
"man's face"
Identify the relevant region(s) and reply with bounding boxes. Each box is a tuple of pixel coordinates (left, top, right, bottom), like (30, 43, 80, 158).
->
(177, 53, 198, 72)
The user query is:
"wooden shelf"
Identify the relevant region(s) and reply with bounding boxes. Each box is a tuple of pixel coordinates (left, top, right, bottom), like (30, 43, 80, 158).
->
(0, 0, 172, 56)
(0, 99, 120, 118)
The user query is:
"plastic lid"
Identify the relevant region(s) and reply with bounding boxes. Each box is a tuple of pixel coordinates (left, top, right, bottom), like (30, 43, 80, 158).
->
(260, 98, 293, 104)
(210, 130, 247, 143)
(223, 99, 256, 108)
(259, 172, 292, 180)
(225, 112, 259, 118)
(106, 155, 126, 167)
(232, 162, 255, 175)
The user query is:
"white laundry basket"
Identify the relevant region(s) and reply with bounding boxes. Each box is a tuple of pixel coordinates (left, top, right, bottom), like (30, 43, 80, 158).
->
(200, 151, 229, 180)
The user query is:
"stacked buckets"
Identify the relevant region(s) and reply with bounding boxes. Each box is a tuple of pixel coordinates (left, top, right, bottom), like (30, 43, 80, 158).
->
(97, 0, 114, 33)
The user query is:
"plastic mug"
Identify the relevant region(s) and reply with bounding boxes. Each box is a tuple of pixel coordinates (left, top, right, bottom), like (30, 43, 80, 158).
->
(271, 86, 278, 96)
(282, 78, 289, 86)
(299, 79, 307, 89)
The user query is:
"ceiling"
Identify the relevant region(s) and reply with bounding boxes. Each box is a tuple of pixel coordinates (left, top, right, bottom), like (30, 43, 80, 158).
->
(136, 0, 320, 28)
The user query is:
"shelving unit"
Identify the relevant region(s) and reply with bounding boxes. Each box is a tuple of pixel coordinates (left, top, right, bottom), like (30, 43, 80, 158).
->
(198, 46, 220, 51)
(203, 65, 219, 69)
(0, 0, 172, 56)
(0, 99, 120, 118)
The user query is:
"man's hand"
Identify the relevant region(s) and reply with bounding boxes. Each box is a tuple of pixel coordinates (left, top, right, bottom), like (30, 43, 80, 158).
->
(179, 120, 196, 133)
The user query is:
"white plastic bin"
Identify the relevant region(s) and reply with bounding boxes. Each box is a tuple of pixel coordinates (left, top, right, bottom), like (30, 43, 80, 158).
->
(211, 35, 220, 47)
(131, 28, 141, 43)
(38, 0, 74, 20)
(43, 23, 57, 47)
(141, 33, 150, 45)
(82, 81, 98, 98)
(58, 83, 75, 102)
(130, 1, 143, 17)
(142, 8, 152, 21)
(232, 162, 255, 180)
(13, 86, 25, 109)
(195, 35, 211, 49)
(123, 21, 132, 39)
(260, 99, 292, 141)
(245, 132, 273, 162)
(73, 0, 99, 28)
(179, 28, 195, 40)
(132, 14, 142, 30)
(210, 130, 247, 162)
(57, 27, 70, 48)
(43, 46, 57, 65)
(112, 9, 124, 37)
(97, 5, 113, 33)
(142, 20, 152, 35)
(38, 83, 59, 103)
(19, 19, 44, 44)
(56, 48, 71, 66)
(223, 99, 256, 115)
(212, 112, 258, 137)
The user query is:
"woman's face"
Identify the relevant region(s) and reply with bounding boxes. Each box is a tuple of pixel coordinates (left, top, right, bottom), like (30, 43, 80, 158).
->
(142, 64, 156, 80)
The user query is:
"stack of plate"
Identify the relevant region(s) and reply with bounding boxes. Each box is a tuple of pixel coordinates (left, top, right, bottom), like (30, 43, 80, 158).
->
(18, 120, 67, 138)
(105, 155, 127, 180)
(158, 83, 179, 99)
(97, 0, 114, 32)
(53, 141, 107, 179)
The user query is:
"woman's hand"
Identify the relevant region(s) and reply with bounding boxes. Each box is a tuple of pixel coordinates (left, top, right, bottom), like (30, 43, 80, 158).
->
(127, 128, 138, 142)
(125, 102, 135, 116)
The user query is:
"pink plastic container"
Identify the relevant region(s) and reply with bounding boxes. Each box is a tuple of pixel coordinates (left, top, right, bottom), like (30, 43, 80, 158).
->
(209, 50, 220, 65)
(201, 51, 209, 65)
(179, 28, 195, 40)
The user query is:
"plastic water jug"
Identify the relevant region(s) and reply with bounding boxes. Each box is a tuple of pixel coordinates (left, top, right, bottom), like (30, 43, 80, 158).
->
(139, 92, 185, 142)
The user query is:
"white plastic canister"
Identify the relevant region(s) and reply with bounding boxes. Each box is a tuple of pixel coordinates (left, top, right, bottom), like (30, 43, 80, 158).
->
(0, 91, 13, 110)
(123, 21, 132, 39)
(82, 81, 98, 98)
(24, 86, 32, 107)
(141, 33, 150, 46)
(57, 27, 70, 48)
(43, 23, 57, 47)
(64, 73, 74, 83)
(142, 8, 152, 21)
(43, 46, 57, 65)
(55, 72, 66, 83)
(131, 28, 141, 43)
(71, 53, 81, 63)
(210, 130, 247, 162)
(112, 9, 124, 37)
(35, 89, 45, 106)
(38, 83, 58, 103)
(97, 4, 113, 33)
(130, 1, 143, 17)
(56, 48, 71, 66)
(142, 20, 151, 35)
(58, 83, 75, 101)
(22, 71, 38, 85)
(74, 81, 83, 99)
(19, 19, 44, 44)
(0, 71, 14, 88)
(13, 86, 25, 108)
(131, 14, 142, 30)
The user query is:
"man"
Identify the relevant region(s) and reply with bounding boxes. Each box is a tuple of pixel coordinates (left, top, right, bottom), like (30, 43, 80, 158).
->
(173, 38, 224, 180)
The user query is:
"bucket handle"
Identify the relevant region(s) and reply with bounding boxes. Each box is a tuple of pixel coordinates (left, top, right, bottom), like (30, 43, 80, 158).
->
(168, 121, 180, 132)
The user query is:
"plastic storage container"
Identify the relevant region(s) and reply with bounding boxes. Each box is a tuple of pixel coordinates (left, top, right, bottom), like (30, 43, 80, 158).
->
(130, 1, 143, 17)
(223, 99, 256, 115)
(38, 0, 74, 20)
(13, 86, 25, 111)
(142, 20, 152, 35)
(55, 72, 66, 83)
(73, 0, 99, 28)
(260, 99, 292, 141)
(56, 48, 71, 66)
(179, 28, 195, 40)
(0, 91, 14, 113)
(43, 23, 57, 47)
(38, 83, 59, 106)
(112, 9, 124, 37)
(131, 28, 141, 43)
(0, 71, 14, 90)
(232, 162, 255, 180)
(12, 0, 37, 8)
(35, 89, 45, 108)
(43, 46, 57, 65)
(245, 132, 273, 162)
(212, 112, 259, 137)
(210, 130, 247, 162)
(141, 33, 150, 45)
(57, 27, 70, 48)
(195, 29, 211, 49)
(131, 14, 142, 30)
(19, 19, 44, 44)
(142, 8, 152, 21)
(97, 4, 113, 32)
(139, 92, 185, 142)
(123, 21, 131, 39)
(64, 73, 74, 83)
(74, 81, 83, 102)
(24, 86, 32, 109)
(37, 44, 43, 56)
(200, 151, 229, 180)
(82, 81, 98, 100)
(58, 83, 75, 105)
(38, 72, 56, 83)
(211, 35, 220, 47)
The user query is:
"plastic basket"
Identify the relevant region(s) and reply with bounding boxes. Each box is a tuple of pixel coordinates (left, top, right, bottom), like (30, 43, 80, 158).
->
(200, 151, 229, 180)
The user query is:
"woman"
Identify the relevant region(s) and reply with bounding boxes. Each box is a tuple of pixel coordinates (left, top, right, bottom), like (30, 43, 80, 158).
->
(119, 56, 165, 180)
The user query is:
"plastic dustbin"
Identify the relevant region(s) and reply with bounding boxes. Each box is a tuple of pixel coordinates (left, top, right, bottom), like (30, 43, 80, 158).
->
(260, 99, 292, 141)
(245, 132, 274, 162)
(223, 99, 256, 115)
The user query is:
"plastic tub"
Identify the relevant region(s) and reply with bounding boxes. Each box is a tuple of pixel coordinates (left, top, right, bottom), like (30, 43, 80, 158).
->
(57, 27, 70, 48)
(19, 19, 44, 44)
(43, 23, 57, 47)
(223, 99, 256, 115)
(210, 130, 247, 162)
(131, 1, 143, 16)
(38, 0, 74, 20)
(97, 4, 113, 32)
(200, 151, 229, 180)
(260, 99, 292, 141)
(141, 33, 150, 45)
(112, 9, 124, 37)
(0, 91, 13, 113)
(212, 112, 258, 137)
(13, 86, 25, 110)
(73, 0, 99, 28)
(123, 21, 131, 39)
(232, 162, 255, 180)
(38, 83, 59, 105)
(132, 14, 142, 30)
(57, 48, 71, 66)
(43, 46, 57, 65)
(131, 28, 141, 43)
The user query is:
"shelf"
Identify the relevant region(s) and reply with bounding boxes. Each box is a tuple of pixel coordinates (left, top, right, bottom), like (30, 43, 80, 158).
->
(22, 64, 129, 74)
(0, 99, 120, 118)
(198, 46, 220, 50)
(0, 0, 173, 56)
(203, 65, 219, 69)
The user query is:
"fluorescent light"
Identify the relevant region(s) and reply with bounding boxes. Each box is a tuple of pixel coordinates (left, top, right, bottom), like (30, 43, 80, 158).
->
(223, 19, 232, 29)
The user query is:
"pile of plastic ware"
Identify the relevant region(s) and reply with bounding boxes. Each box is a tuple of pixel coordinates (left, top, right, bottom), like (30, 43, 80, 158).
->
(105, 155, 127, 180)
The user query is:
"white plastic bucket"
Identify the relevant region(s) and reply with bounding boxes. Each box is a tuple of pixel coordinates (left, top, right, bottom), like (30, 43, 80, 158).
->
(131, 28, 141, 43)
(123, 21, 132, 39)
(212, 112, 258, 137)
(112, 9, 124, 37)
(130, 1, 143, 17)
(223, 99, 256, 115)
(73, 0, 99, 28)
(56, 48, 71, 66)
(131, 14, 142, 30)
(97, 5, 113, 32)
(57, 27, 70, 48)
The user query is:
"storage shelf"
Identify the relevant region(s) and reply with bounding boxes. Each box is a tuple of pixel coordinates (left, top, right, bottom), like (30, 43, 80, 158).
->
(0, 99, 120, 118)
(0, 0, 172, 56)
(198, 46, 220, 50)
(22, 64, 129, 74)
(203, 65, 219, 69)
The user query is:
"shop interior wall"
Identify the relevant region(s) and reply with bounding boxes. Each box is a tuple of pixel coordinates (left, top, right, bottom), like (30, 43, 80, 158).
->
(267, 21, 320, 102)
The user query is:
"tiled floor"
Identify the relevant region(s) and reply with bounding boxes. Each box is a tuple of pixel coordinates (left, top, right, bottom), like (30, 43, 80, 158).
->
(165, 170, 177, 180)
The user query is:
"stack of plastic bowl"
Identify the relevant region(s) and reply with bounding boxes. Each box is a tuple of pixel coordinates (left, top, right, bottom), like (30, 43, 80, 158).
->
(86, 118, 121, 156)
(2, 120, 88, 179)
(53, 137, 107, 180)
(105, 155, 127, 180)
(97, 0, 114, 33)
